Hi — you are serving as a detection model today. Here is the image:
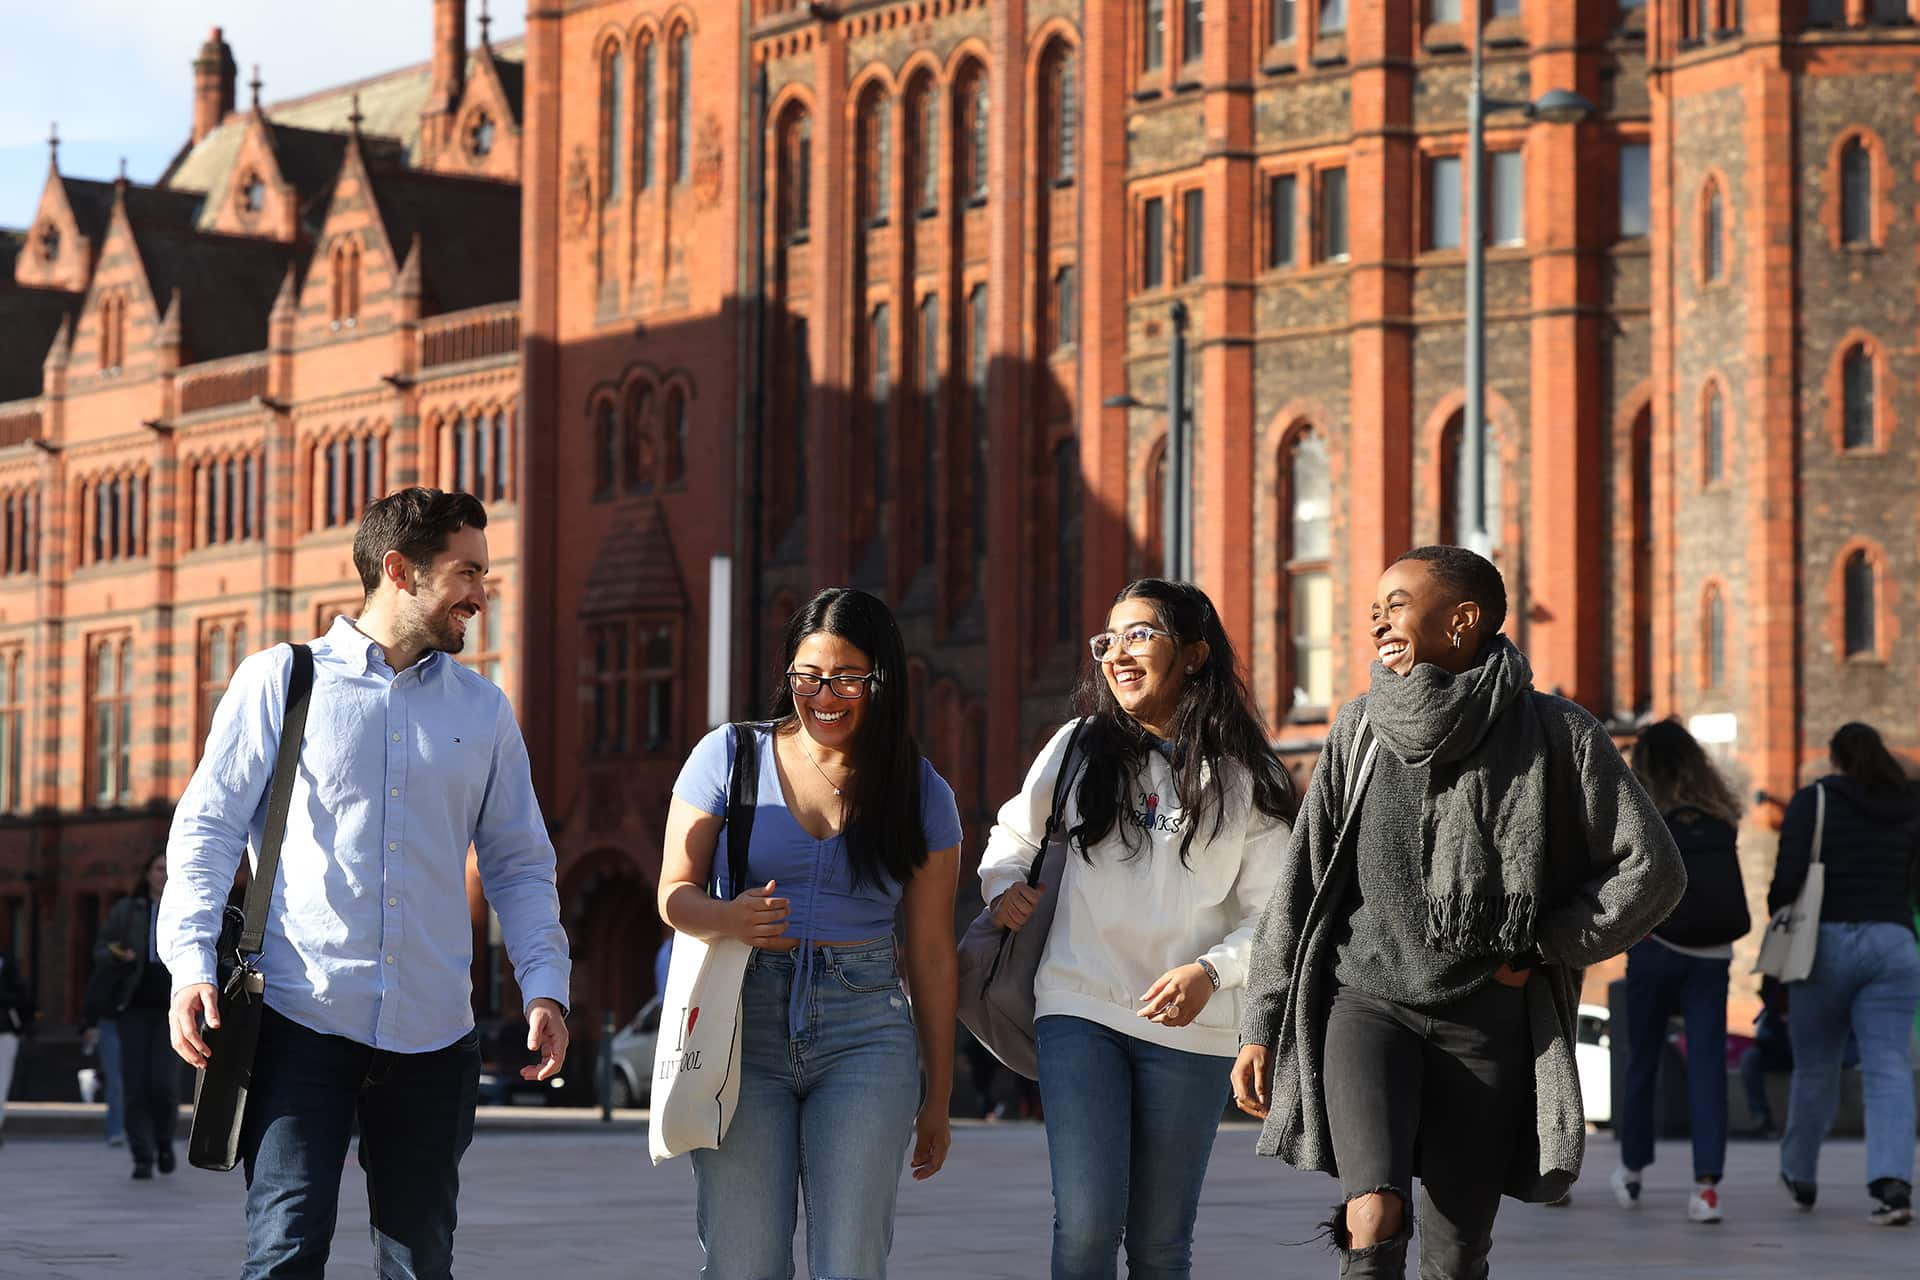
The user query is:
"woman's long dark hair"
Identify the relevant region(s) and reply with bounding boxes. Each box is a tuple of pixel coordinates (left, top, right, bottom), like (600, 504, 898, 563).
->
(767, 587, 928, 890)
(128, 847, 166, 902)
(1830, 721, 1908, 794)
(1069, 579, 1298, 865)
(1631, 719, 1741, 824)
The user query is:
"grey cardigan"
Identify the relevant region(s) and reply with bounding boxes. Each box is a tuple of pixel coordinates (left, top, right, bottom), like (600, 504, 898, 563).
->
(1240, 694, 1686, 1203)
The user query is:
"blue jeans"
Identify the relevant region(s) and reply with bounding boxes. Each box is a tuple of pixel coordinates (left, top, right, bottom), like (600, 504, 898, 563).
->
(239, 1005, 480, 1279)
(1781, 922, 1920, 1188)
(1034, 1015, 1234, 1280)
(98, 1017, 125, 1142)
(1617, 939, 1729, 1180)
(692, 939, 921, 1279)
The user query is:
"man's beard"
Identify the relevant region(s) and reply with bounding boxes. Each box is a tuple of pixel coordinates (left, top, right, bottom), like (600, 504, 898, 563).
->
(422, 607, 471, 655)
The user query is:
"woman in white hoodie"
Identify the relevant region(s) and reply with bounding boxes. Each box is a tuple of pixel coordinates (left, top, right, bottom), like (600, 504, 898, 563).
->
(979, 579, 1298, 1280)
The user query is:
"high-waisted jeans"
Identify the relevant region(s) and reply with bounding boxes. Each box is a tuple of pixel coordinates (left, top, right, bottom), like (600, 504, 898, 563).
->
(1322, 982, 1533, 1280)
(1780, 921, 1920, 1189)
(1616, 938, 1730, 1181)
(691, 938, 922, 1280)
(1034, 1014, 1236, 1280)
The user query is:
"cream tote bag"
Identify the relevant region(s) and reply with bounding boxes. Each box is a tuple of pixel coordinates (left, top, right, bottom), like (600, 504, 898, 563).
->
(649, 723, 762, 1164)
(1755, 782, 1825, 984)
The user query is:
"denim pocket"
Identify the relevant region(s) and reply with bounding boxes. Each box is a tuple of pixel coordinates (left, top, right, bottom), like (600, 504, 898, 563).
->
(832, 956, 901, 993)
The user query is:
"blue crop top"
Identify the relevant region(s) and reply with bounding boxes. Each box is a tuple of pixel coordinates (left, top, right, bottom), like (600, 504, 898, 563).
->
(673, 723, 963, 1032)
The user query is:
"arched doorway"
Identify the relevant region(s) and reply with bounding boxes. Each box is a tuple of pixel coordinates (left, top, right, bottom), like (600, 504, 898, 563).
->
(562, 850, 665, 1032)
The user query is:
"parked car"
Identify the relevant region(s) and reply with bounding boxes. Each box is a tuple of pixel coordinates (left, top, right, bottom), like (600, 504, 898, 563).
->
(1576, 1003, 1613, 1126)
(601, 996, 663, 1110)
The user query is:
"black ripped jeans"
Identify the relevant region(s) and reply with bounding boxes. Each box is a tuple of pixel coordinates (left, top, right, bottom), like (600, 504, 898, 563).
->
(1322, 982, 1533, 1280)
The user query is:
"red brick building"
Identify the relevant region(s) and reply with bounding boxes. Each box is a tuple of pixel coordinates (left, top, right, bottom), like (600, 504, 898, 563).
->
(3, 0, 1916, 1028)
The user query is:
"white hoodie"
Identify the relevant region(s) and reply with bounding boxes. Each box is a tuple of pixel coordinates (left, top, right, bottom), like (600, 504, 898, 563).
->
(977, 720, 1291, 1059)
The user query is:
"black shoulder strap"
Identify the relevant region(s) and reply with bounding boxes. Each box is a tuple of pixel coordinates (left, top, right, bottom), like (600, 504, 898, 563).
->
(1026, 717, 1091, 888)
(238, 644, 315, 957)
(722, 721, 761, 899)
(1340, 710, 1378, 826)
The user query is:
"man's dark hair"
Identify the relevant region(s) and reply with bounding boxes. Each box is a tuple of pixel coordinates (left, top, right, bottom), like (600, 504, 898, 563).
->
(1395, 544, 1508, 636)
(353, 487, 488, 597)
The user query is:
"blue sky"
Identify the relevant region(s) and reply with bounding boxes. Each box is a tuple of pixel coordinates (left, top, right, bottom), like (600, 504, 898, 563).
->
(0, 1, 525, 229)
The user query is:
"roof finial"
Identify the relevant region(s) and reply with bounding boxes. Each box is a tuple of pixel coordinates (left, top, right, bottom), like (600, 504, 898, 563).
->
(118, 155, 128, 181)
(348, 92, 365, 136)
(479, 0, 492, 45)
(250, 65, 263, 111)
(48, 121, 59, 169)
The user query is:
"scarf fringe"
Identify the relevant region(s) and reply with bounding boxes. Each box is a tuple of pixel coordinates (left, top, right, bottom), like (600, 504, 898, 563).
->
(1425, 892, 1538, 957)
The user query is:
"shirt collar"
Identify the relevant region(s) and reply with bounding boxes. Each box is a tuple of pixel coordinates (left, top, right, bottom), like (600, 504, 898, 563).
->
(321, 615, 445, 678)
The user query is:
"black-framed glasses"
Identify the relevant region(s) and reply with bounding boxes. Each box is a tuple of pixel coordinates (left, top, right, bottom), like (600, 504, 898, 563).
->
(1087, 625, 1176, 663)
(786, 670, 878, 700)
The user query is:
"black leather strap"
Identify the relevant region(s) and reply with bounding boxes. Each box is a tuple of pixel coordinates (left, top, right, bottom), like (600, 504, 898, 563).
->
(1025, 718, 1092, 888)
(721, 721, 762, 898)
(237, 645, 314, 957)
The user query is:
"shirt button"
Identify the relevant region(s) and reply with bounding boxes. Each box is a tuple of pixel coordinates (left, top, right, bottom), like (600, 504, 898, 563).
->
(387, 897, 398, 907)
(390, 788, 400, 797)
(392, 732, 401, 742)
(385, 955, 395, 965)
(388, 841, 398, 851)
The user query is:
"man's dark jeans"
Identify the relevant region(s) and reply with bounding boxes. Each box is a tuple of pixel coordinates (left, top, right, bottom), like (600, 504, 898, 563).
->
(239, 1005, 480, 1279)
(1323, 982, 1532, 1280)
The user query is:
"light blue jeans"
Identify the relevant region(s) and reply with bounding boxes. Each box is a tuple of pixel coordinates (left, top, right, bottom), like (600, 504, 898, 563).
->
(692, 939, 921, 1280)
(1781, 922, 1920, 1187)
(1035, 1015, 1235, 1280)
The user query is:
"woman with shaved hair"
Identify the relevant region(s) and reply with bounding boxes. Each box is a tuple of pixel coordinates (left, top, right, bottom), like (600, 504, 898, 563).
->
(1234, 546, 1685, 1279)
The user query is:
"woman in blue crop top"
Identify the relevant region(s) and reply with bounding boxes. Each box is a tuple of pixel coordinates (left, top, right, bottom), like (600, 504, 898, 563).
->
(658, 587, 964, 1279)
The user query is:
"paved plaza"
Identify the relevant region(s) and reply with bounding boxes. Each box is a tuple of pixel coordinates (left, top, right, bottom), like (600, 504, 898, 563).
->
(0, 1109, 1909, 1277)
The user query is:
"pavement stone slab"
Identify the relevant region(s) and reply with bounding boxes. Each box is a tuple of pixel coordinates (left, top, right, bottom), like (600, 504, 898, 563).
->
(0, 1119, 1909, 1277)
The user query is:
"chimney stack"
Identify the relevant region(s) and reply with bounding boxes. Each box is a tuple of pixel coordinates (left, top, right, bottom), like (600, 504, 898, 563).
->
(193, 27, 238, 145)
(428, 0, 468, 118)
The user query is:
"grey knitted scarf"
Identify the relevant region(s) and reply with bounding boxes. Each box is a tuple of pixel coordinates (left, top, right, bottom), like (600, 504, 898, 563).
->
(1364, 635, 1548, 957)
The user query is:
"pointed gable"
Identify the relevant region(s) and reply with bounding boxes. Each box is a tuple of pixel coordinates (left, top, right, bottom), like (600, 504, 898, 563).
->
(426, 39, 523, 182)
(582, 503, 690, 618)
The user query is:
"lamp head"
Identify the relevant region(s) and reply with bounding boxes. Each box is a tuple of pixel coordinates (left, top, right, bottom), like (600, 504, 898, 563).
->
(1527, 89, 1597, 126)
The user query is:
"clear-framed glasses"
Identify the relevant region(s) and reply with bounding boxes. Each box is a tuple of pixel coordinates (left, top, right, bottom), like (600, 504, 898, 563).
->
(785, 670, 878, 700)
(1087, 625, 1176, 663)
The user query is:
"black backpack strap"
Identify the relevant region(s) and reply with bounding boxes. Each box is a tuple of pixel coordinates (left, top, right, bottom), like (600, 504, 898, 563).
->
(721, 721, 762, 900)
(1339, 710, 1378, 827)
(1026, 718, 1092, 888)
(238, 644, 314, 957)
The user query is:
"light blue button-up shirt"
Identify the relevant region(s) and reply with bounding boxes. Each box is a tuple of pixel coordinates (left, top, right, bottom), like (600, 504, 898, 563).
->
(160, 616, 571, 1054)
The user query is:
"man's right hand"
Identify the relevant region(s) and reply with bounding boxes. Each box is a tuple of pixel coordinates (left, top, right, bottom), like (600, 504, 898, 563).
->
(1230, 1044, 1271, 1119)
(989, 882, 1046, 931)
(169, 983, 220, 1068)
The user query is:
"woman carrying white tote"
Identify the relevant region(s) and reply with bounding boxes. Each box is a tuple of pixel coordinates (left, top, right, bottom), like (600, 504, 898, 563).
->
(1769, 721, 1920, 1226)
(657, 588, 963, 1279)
(978, 579, 1297, 1279)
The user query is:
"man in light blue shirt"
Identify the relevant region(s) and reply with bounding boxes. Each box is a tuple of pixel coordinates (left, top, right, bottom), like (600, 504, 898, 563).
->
(161, 487, 571, 1279)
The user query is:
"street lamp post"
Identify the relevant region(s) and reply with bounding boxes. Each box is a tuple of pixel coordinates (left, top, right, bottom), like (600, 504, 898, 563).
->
(1463, 25, 1595, 558)
(1103, 300, 1191, 582)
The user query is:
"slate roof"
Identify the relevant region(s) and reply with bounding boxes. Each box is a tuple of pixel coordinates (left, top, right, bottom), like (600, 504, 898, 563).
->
(0, 284, 80, 402)
(367, 166, 520, 313)
(130, 220, 295, 364)
(163, 36, 527, 205)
